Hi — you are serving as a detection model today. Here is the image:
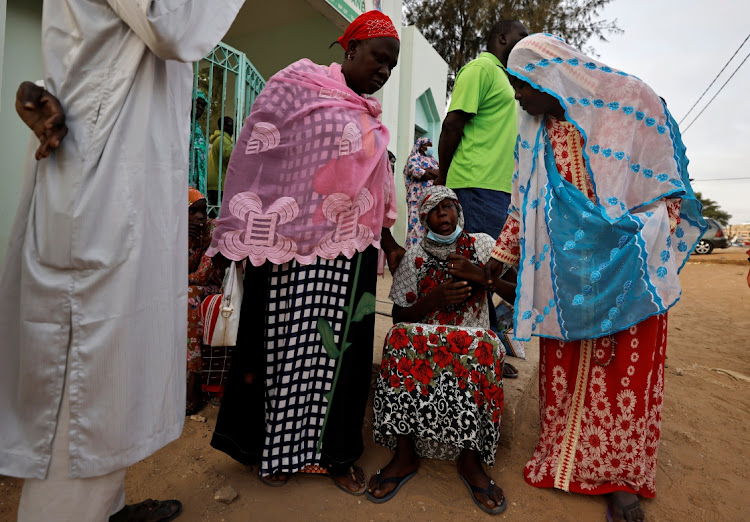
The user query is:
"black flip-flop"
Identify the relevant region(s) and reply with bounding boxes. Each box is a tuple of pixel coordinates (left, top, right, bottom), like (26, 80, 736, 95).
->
(458, 474, 507, 515)
(365, 469, 417, 504)
(503, 362, 519, 379)
(109, 499, 182, 522)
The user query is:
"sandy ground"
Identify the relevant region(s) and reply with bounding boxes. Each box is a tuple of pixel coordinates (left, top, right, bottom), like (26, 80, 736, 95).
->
(2, 246, 749, 521)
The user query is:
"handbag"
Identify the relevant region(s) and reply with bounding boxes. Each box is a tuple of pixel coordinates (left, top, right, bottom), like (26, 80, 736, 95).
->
(200, 261, 244, 346)
(495, 300, 526, 359)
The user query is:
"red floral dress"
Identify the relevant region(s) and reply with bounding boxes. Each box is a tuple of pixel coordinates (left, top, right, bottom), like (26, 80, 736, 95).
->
(372, 232, 505, 464)
(187, 220, 223, 374)
(493, 117, 671, 497)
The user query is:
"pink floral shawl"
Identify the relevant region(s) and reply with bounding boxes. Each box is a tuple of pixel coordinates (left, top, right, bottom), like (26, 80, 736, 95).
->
(207, 59, 397, 266)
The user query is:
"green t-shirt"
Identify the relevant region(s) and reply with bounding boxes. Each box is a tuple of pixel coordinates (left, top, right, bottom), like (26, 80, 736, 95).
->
(446, 52, 517, 193)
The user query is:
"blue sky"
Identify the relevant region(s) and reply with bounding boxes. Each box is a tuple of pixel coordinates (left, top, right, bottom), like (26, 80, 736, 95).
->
(593, 0, 750, 224)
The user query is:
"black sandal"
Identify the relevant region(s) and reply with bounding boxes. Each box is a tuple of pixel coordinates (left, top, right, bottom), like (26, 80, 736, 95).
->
(606, 492, 644, 522)
(502, 362, 519, 379)
(458, 474, 507, 515)
(109, 499, 182, 522)
(365, 469, 417, 503)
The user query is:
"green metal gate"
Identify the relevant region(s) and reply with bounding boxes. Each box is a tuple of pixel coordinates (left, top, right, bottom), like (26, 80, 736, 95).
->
(190, 42, 266, 216)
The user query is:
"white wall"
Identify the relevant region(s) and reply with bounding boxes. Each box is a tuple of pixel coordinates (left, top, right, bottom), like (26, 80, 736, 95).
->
(0, 0, 6, 108)
(0, 0, 43, 264)
(377, 0, 402, 166)
(391, 25, 449, 243)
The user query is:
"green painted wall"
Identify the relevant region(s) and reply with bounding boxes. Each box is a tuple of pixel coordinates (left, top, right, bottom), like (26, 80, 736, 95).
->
(0, 0, 43, 264)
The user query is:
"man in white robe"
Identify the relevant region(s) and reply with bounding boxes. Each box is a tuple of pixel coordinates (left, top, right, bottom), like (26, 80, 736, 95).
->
(0, 1, 244, 520)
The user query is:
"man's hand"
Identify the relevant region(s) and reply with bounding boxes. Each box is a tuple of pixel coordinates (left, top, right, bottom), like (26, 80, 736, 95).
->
(436, 110, 472, 187)
(16, 81, 68, 160)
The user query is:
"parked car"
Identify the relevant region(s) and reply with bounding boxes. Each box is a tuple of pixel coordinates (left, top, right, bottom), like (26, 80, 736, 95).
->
(693, 218, 730, 254)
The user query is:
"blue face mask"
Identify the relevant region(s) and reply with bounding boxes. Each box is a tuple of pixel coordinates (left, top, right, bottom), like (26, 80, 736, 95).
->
(425, 147, 435, 157)
(426, 225, 462, 244)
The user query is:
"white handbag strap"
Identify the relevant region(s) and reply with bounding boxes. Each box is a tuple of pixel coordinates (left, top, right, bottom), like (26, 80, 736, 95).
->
(222, 262, 236, 305)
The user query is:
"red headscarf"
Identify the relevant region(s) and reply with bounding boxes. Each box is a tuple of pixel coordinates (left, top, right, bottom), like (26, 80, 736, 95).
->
(337, 10, 399, 51)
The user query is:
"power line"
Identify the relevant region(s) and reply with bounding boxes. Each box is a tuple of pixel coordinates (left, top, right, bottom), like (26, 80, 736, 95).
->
(682, 50, 750, 134)
(691, 177, 750, 182)
(679, 32, 750, 125)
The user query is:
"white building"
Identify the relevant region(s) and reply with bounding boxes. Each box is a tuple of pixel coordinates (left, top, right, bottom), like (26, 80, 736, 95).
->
(0, 0, 448, 262)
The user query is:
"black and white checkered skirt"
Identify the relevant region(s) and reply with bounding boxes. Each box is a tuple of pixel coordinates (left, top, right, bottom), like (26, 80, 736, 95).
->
(211, 247, 377, 476)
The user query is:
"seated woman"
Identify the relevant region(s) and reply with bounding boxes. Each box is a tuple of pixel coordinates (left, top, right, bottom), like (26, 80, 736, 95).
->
(187, 188, 224, 414)
(367, 186, 517, 515)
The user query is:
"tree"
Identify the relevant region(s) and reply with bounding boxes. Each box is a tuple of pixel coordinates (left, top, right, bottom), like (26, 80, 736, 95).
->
(694, 192, 732, 226)
(403, 0, 621, 91)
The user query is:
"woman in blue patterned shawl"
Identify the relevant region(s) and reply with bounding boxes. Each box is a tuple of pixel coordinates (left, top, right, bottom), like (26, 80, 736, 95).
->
(486, 34, 706, 522)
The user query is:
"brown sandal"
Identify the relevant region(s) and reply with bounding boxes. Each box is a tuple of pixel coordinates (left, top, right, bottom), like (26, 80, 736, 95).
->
(331, 465, 366, 496)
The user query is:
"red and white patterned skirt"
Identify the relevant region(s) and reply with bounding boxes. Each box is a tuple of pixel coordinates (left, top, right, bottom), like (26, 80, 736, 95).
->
(525, 313, 668, 498)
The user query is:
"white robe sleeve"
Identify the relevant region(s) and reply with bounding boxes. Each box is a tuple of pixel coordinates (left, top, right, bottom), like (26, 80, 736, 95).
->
(106, 0, 245, 62)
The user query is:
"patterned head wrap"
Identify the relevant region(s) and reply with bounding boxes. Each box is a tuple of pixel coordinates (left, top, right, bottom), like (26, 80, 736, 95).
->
(189, 187, 205, 206)
(418, 185, 464, 231)
(410, 137, 431, 156)
(337, 10, 399, 50)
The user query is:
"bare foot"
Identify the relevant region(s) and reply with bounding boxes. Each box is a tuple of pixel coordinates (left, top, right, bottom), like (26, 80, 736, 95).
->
(185, 372, 203, 416)
(331, 465, 366, 494)
(367, 437, 419, 500)
(607, 491, 644, 522)
(457, 449, 505, 511)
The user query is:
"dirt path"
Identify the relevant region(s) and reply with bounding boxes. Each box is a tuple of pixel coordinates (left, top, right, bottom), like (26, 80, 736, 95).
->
(2, 248, 749, 520)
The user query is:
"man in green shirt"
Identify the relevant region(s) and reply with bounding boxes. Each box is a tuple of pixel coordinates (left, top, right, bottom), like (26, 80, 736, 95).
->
(437, 20, 528, 384)
(437, 20, 528, 238)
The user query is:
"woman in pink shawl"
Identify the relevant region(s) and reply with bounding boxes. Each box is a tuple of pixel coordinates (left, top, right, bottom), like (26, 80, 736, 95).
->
(207, 11, 403, 495)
